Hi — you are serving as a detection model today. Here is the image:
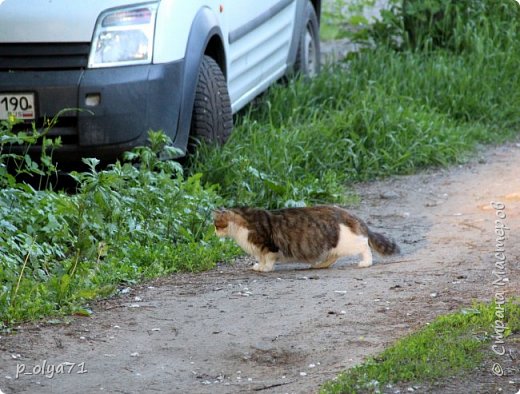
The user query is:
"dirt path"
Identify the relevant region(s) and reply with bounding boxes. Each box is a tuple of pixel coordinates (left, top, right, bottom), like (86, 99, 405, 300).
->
(1, 142, 519, 394)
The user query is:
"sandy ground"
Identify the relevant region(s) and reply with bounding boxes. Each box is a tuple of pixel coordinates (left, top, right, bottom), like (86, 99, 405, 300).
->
(1, 142, 519, 394)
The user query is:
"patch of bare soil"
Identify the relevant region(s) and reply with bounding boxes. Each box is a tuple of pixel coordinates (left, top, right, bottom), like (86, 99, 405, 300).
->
(1, 143, 519, 394)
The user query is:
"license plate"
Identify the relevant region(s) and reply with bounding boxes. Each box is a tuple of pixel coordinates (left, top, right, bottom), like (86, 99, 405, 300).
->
(0, 93, 36, 121)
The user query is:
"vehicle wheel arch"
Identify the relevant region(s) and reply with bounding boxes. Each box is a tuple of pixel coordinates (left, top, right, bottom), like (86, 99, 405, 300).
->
(287, 0, 321, 76)
(310, 0, 321, 23)
(172, 7, 227, 153)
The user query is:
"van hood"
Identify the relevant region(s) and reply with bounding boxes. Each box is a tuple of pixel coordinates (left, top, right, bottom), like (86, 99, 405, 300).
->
(0, 0, 159, 43)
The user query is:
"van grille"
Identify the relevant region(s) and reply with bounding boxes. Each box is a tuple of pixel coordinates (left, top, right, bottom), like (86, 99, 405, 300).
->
(0, 43, 90, 71)
(11, 116, 78, 145)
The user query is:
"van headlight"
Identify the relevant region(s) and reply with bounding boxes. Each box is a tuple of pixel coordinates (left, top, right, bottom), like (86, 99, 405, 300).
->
(88, 3, 158, 68)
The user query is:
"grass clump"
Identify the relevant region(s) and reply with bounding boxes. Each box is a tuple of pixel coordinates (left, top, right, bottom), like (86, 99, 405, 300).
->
(321, 300, 520, 393)
(193, 80, 483, 208)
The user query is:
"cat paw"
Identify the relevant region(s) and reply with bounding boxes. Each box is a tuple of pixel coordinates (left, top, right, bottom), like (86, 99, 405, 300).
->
(358, 260, 373, 268)
(252, 263, 274, 272)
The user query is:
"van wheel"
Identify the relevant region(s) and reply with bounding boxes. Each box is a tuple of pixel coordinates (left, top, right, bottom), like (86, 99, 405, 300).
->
(295, 2, 321, 76)
(190, 55, 233, 146)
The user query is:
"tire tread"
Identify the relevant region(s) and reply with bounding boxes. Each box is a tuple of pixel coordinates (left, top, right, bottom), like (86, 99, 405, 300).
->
(190, 55, 232, 145)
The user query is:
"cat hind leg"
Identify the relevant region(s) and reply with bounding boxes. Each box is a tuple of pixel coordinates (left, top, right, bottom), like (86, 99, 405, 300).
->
(312, 256, 338, 269)
(358, 244, 373, 268)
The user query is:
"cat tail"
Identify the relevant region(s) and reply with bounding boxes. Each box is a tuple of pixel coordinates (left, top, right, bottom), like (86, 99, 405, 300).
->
(367, 229, 400, 256)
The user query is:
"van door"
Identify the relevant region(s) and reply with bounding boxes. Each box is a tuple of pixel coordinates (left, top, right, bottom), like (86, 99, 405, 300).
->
(225, 0, 297, 112)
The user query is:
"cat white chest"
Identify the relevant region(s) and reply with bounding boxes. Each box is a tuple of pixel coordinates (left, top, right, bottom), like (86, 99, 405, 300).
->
(229, 224, 261, 257)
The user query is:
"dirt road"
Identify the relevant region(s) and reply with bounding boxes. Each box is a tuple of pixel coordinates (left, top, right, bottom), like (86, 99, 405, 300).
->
(1, 142, 519, 394)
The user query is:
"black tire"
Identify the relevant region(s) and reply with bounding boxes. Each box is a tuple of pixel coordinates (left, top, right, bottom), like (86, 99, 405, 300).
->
(190, 55, 233, 146)
(294, 2, 321, 77)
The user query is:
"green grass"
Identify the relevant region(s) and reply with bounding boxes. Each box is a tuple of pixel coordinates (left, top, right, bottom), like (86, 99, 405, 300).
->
(191, 45, 519, 208)
(321, 300, 520, 393)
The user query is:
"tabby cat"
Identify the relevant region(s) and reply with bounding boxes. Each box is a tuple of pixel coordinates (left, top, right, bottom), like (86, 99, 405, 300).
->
(213, 206, 400, 272)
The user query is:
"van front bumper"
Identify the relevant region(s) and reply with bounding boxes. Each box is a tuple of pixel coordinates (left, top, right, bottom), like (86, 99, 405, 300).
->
(0, 61, 184, 161)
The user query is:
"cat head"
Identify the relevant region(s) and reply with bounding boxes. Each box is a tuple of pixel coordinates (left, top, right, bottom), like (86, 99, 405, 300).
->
(213, 209, 232, 237)
(213, 208, 249, 237)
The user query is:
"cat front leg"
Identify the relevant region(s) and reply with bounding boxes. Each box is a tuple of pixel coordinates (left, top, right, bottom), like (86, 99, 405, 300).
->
(252, 253, 277, 272)
(261, 254, 277, 272)
(251, 254, 265, 271)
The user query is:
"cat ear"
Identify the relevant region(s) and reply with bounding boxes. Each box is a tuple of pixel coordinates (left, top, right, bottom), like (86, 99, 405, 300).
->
(212, 208, 227, 219)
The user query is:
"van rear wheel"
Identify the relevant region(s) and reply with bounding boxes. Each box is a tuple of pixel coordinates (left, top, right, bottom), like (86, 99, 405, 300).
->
(190, 55, 232, 146)
(295, 2, 321, 76)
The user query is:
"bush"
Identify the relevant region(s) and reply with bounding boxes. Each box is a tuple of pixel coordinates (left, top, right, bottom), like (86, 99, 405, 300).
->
(0, 128, 239, 328)
(367, 0, 520, 52)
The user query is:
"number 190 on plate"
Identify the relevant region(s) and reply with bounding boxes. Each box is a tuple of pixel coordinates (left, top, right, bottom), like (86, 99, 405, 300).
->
(0, 93, 36, 120)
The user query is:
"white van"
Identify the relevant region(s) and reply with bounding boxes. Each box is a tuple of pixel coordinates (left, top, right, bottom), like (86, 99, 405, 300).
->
(0, 0, 321, 161)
